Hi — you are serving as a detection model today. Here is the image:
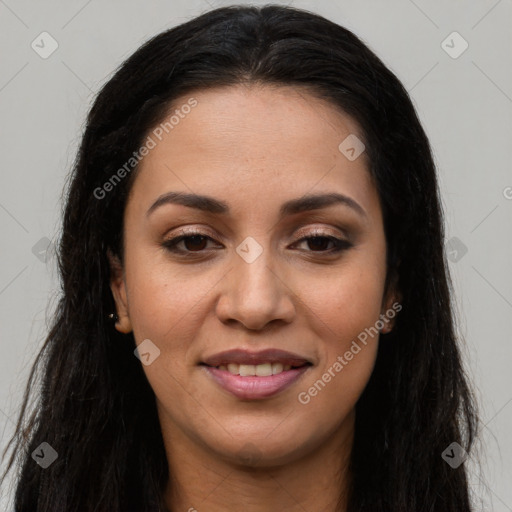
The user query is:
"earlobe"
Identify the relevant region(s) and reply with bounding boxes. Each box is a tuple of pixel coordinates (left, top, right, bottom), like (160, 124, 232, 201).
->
(380, 289, 402, 333)
(380, 270, 402, 334)
(380, 306, 395, 334)
(107, 249, 133, 334)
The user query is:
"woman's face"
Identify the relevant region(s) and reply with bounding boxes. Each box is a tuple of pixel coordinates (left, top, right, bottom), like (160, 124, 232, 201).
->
(110, 84, 398, 466)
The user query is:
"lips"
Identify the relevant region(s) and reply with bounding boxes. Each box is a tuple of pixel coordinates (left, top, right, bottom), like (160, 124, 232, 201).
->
(201, 348, 312, 368)
(200, 348, 313, 400)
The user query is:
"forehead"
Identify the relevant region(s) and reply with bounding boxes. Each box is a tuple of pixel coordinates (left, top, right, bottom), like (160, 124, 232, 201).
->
(152, 84, 366, 163)
(127, 84, 379, 224)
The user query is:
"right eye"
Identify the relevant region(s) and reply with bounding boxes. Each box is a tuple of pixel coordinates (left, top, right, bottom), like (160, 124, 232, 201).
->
(162, 232, 221, 254)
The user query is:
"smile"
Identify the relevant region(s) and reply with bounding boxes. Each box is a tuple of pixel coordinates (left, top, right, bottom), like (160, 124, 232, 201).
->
(215, 362, 301, 376)
(200, 348, 313, 400)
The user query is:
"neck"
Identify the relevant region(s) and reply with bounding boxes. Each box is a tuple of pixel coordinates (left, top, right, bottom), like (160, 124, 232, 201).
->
(161, 411, 354, 512)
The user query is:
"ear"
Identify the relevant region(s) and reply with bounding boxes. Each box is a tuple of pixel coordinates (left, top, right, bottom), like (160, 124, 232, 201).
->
(107, 249, 133, 334)
(380, 269, 402, 334)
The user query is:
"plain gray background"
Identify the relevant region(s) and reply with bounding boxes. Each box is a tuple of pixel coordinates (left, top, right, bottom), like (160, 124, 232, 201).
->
(1, 0, 511, 510)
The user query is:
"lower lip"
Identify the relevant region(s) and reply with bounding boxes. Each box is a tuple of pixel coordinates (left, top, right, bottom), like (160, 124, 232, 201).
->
(202, 365, 311, 400)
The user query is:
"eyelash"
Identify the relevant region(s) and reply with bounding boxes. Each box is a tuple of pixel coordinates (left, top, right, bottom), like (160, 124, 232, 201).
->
(161, 229, 353, 256)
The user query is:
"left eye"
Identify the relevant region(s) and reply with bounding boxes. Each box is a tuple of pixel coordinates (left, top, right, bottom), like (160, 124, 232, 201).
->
(294, 235, 352, 253)
(162, 233, 352, 254)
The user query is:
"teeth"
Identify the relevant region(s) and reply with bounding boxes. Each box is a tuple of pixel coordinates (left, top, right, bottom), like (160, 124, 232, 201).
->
(256, 363, 272, 376)
(217, 362, 298, 376)
(239, 364, 256, 376)
(272, 362, 283, 374)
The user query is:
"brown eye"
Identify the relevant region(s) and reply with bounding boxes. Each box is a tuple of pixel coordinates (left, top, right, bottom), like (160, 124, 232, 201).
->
(180, 235, 209, 252)
(304, 236, 333, 251)
(162, 231, 353, 256)
(162, 233, 214, 253)
(294, 235, 353, 254)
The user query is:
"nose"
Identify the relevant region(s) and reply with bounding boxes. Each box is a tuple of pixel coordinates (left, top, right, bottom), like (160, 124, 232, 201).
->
(215, 244, 295, 331)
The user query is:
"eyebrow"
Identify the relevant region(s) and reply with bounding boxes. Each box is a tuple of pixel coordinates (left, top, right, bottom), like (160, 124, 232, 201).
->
(146, 191, 367, 219)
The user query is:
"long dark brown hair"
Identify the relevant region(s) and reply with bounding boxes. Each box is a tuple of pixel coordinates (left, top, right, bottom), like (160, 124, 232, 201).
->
(1, 4, 478, 511)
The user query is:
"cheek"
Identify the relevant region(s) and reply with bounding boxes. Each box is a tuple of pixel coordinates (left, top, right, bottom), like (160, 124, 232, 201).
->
(295, 257, 385, 407)
(296, 344, 378, 432)
(125, 259, 203, 342)
(125, 264, 203, 406)
(303, 254, 386, 340)
(296, 275, 382, 420)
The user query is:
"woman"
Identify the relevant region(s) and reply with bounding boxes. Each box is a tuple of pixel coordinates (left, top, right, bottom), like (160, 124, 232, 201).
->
(1, 4, 478, 511)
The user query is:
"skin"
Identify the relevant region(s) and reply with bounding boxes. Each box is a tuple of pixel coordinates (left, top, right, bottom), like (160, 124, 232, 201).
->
(109, 84, 400, 512)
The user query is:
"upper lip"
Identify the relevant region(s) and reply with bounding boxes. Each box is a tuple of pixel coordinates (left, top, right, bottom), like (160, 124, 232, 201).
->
(201, 349, 312, 367)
